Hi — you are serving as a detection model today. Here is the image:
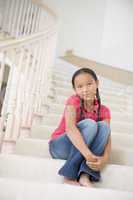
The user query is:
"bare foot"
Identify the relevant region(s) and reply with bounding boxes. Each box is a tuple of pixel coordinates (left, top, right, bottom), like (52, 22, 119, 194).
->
(79, 173, 93, 188)
(64, 177, 80, 186)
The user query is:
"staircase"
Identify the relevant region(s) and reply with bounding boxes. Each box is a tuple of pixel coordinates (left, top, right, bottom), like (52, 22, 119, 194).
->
(0, 59, 132, 199)
(0, 1, 133, 199)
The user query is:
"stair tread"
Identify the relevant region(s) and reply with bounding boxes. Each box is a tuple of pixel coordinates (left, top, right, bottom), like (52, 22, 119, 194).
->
(0, 177, 132, 200)
(0, 154, 133, 192)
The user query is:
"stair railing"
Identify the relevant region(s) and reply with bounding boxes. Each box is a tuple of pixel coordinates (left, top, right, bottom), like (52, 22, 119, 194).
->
(0, 0, 57, 152)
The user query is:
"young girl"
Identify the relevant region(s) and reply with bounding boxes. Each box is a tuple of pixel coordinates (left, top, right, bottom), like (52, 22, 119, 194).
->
(49, 68, 111, 187)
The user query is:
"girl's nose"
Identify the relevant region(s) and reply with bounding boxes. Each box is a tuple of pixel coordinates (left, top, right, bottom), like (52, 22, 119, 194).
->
(82, 86, 88, 92)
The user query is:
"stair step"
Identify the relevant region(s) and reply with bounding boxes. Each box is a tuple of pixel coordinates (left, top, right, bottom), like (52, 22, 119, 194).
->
(111, 121, 133, 134)
(109, 146, 133, 166)
(41, 113, 133, 134)
(47, 103, 124, 116)
(46, 103, 133, 122)
(52, 77, 130, 93)
(0, 154, 133, 192)
(52, 85, 131, 100)
(15, 138, 51, 158)
(53, 92, 129, 107)
(31, 125, 55, 139)
(0, 177, 132, 200)
(31, 120, 133, 139)
(53, 94, 128, 110)
(112, 133, 133, 148)
(14, 137, 133, 166)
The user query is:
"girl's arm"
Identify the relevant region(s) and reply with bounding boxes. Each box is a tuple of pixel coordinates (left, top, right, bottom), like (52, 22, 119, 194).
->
(102, 119, 111, 162)
(87, 136, 111, 171)
(102, 135, 111, 161)
(65, 105, 97, 162)
(86, 119, 111, 171)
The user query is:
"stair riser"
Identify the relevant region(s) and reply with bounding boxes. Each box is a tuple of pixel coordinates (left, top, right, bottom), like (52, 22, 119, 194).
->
(52, 86, 132, 100)
(53, 93, 130, 106)
(52, 77, 130, 93)
(42, 114, 133, 133)
(47, 96, 127, 110)
(14, 139, 133, 166)
(112, 134, 133, 148)
(48, 106, 133, 122)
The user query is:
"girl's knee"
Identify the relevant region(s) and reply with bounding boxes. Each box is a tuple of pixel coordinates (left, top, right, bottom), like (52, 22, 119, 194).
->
(49, 140, 71, 160)
(98, 121, 111, 137)
(98, 120, 110, 129)
(77, 119, 98, 145)
(77, 118, 97, 131)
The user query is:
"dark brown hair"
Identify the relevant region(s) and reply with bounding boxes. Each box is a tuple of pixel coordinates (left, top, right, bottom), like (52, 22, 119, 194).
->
(72, 68, 101, 121)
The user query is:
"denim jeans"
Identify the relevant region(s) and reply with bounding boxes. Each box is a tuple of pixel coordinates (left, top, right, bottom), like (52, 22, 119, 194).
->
(49, 119, 111, 182)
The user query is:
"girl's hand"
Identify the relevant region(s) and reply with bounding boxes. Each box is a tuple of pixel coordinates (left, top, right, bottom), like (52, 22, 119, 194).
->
(85, 152, 99, 163)
(86, 156, 106, 171)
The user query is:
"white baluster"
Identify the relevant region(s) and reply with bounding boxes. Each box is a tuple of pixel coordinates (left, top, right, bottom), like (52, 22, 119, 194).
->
(11, 47, 25, 139)
(33, 6, 40, 33)
(23, 48, 32, 126)
(6, 49, 20, 139)
(7, 0, 16, 36)
(2, 0, 11, 34)
(33, 41, 42, 114)
(26, 2, 34, 35)
(21, 46, 32, 127)
(10, 0, 20, 36)
(4, 51, 20, 139)
(36, 7, 41, 32)
(26, 43, 38, 125)
(15, 0, 25, 37)
(22, 0, 31, 36)
(30, 4, 37, 34)
(37, 39, 46, 114)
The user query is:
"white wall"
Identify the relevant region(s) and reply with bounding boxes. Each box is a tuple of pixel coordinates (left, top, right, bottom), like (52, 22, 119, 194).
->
(43, 0, 133, 72)
(43, 0, 106, 57)
(100, 0, 133, 72)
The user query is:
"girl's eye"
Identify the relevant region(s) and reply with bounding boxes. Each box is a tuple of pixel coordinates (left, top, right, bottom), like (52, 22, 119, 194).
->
(87, 83, 92, 86)
(77, 85, 82, 88)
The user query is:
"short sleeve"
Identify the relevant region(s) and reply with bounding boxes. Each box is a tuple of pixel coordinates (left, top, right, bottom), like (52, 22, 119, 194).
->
(101, 105, 111, 120)
(65, 95, 80, 110)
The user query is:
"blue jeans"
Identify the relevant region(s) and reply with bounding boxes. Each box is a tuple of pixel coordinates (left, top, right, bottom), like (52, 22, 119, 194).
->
(49, 119, 111, 182)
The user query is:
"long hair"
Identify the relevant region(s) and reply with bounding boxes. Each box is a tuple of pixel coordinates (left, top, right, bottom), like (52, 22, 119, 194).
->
(72, 68, 101, 121)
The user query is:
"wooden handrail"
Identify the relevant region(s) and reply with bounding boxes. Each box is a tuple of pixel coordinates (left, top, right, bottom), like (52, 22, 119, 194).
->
(62, 50, 133, 85)
(0, 28, 56, 51)
(0, 0, 57, 38)
(32, 0, 57, 19)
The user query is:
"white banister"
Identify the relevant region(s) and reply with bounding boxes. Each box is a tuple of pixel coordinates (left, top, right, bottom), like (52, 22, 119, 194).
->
(15, 0, 27, 37)
(1, 0, 57, 38)
(1, 0, 10, 34)
(31, 4, 39, 34)
(0, 0, 57, 151)
(10, 0, 20, 36)
(35, 7, 41, 32)
(8, 0, 16, 36)
(0, 34, 56, 142)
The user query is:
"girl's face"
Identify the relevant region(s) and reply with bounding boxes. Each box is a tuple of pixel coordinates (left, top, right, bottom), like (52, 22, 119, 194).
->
(73, 73, 99, 101)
